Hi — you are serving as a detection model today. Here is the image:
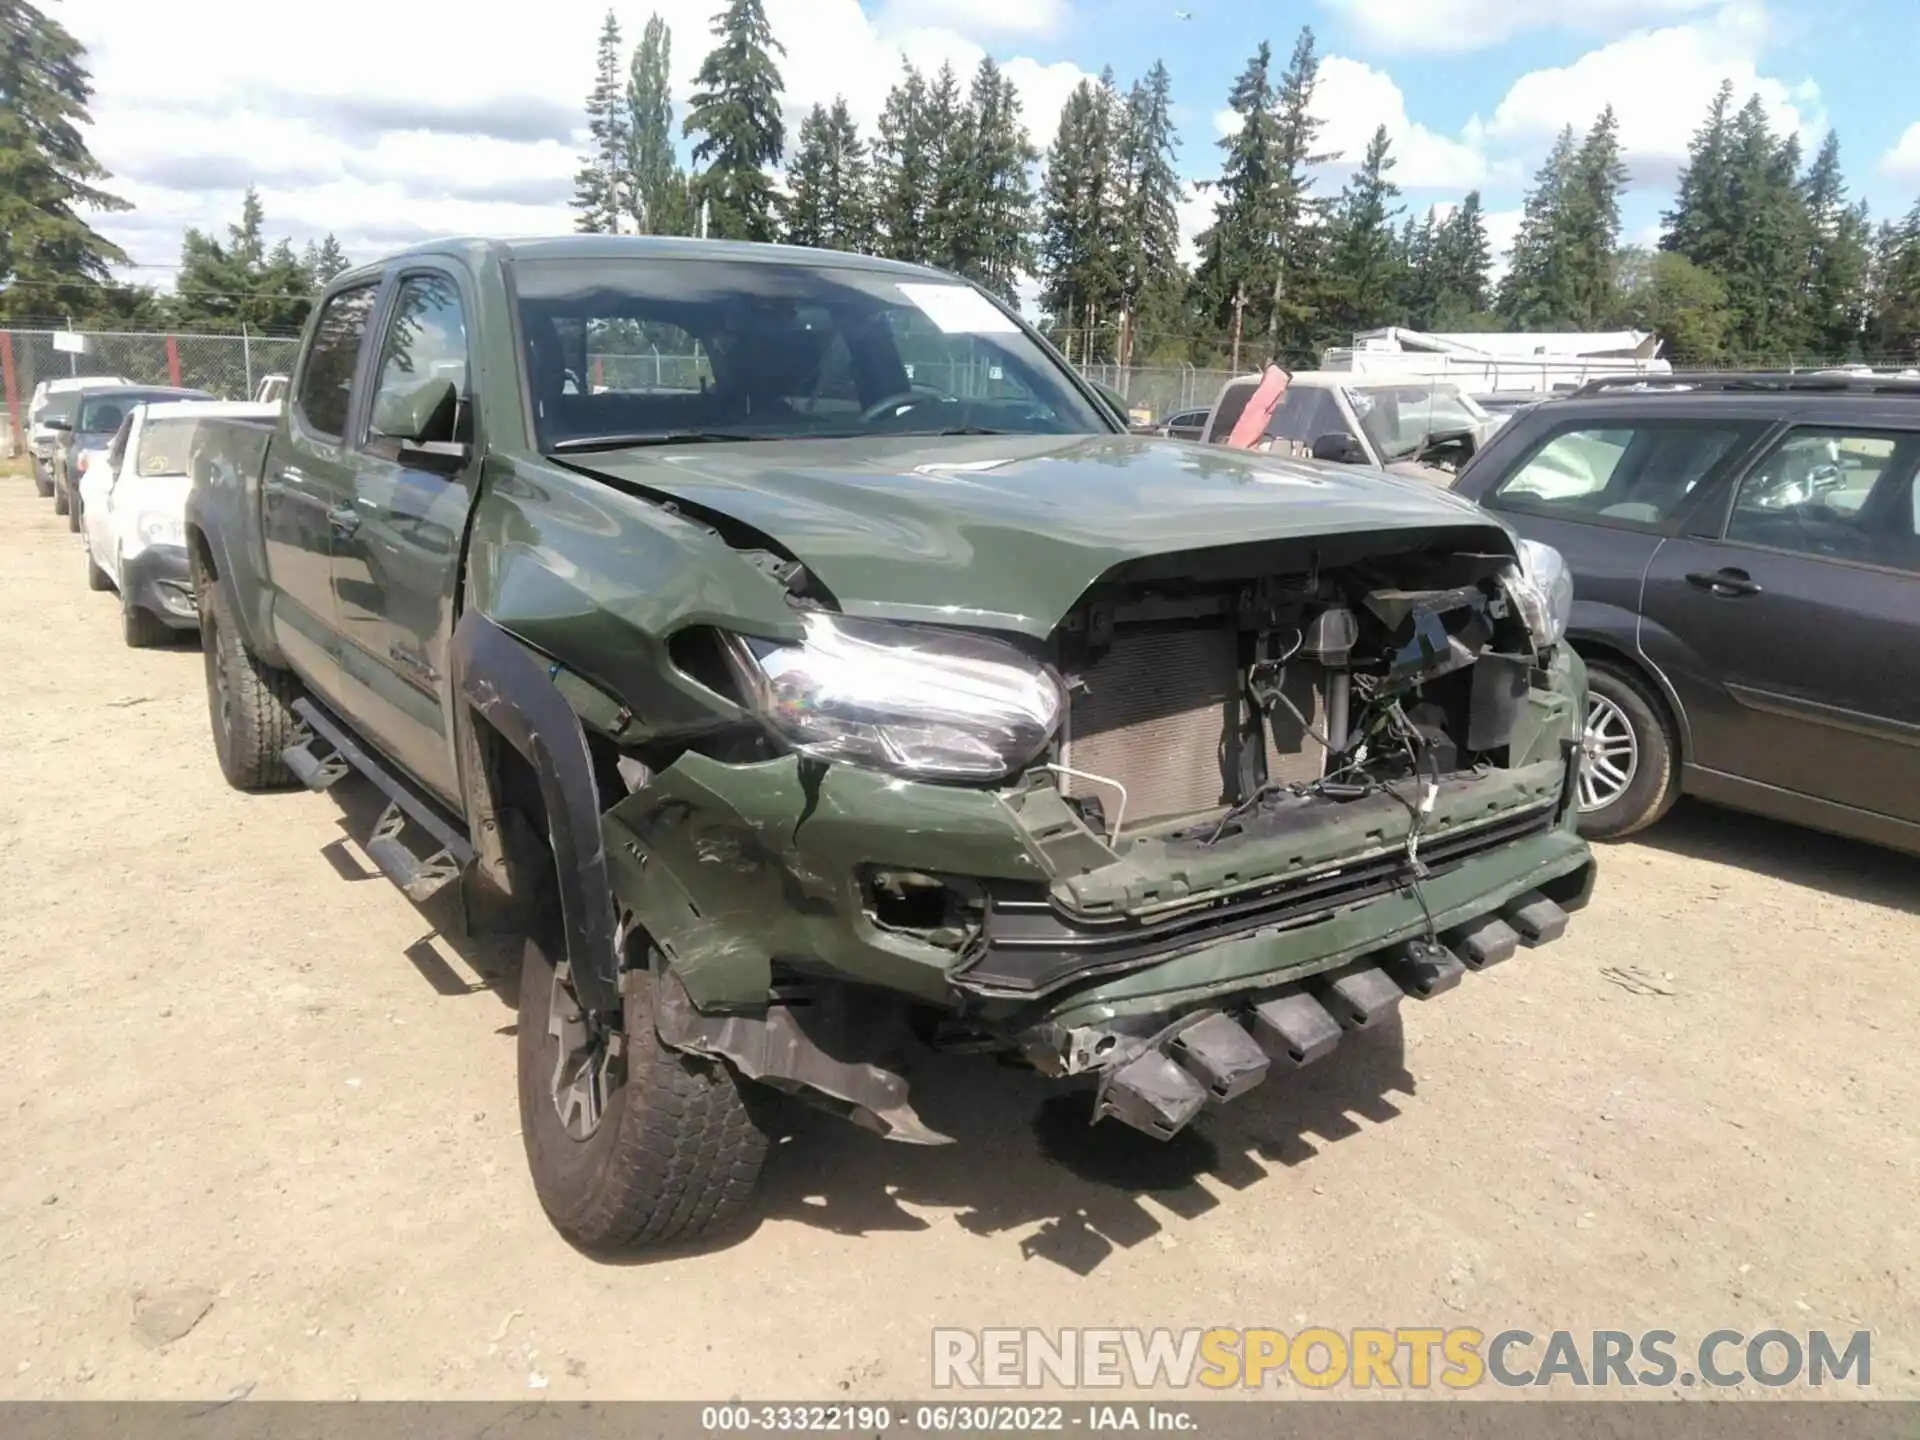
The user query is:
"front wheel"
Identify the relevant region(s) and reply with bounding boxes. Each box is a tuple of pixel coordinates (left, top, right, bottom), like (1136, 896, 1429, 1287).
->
(122, 591, 169, 648)
(517, 923, 770, 1252)
(33, 462, 53, 499)
(1576, 660, 1679, 840)
(52, 479, 69, 516)
(85, 547, 113, 592)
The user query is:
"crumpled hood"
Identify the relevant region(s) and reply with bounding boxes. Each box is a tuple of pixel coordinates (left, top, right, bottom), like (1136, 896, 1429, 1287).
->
(579, 433, 1512, 637)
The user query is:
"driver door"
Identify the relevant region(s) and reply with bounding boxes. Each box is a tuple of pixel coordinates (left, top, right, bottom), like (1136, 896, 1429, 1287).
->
(1639, 424, 1920, 820)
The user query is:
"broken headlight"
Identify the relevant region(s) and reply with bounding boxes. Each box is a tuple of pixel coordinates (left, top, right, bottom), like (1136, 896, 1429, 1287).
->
(723, 612, 1066, 780)
(1504, 538, 1573, 649)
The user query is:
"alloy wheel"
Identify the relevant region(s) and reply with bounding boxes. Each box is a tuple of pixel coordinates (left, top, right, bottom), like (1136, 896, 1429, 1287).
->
(1577, 693, 1639, 812)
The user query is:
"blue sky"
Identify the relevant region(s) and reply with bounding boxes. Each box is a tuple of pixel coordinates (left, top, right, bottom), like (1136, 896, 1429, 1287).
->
(61, 0, 1920, 279)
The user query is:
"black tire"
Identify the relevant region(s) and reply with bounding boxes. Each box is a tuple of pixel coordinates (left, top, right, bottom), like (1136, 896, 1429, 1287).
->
(33, 462, 54, 499)
(1577, 659, 1679, 841)
(67, 491, 84, 534)
(200, 576, 300, 790)
(518, 923, 770, 1252)
(85, 548, 113, 592)
(52, 478, 69, 516)
(122, 592, 169, 648)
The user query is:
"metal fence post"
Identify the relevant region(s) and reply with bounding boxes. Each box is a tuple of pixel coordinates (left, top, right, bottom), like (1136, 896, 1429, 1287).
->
(0, 333, 21, 457)
(242, 324, 254, 394)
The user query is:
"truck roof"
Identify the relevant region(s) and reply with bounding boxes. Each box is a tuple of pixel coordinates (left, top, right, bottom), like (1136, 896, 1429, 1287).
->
(336, 234, 957, 287)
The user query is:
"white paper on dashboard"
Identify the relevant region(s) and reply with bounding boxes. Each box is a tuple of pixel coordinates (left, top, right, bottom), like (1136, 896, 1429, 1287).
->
(896, 283, 1020, 335)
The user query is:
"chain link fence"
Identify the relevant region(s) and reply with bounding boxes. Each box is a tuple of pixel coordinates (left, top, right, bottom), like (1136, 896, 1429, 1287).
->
(1, 328, 303, 452)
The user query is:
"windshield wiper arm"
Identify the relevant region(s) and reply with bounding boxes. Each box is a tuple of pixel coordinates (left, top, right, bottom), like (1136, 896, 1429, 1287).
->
(550, 431, 765, 453)
(897, 426, 1017, 437)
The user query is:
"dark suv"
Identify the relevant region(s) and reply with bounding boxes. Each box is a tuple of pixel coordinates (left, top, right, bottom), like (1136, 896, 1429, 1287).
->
(1452, 374, 1920, 855)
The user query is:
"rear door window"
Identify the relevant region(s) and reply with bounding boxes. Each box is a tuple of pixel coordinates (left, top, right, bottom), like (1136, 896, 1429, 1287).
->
(1204, 382, 1257, 444)
(1485, 420, 1762, 530)
(296, 284, 380, 439)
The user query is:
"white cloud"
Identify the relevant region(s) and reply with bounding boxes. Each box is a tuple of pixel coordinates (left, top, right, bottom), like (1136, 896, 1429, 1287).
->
(1487, 3, 1823, 183)
(1881, 122, 1920, 180)
(1210, 56, 1507, 193)
(878, 0, 1070, 38)
(1324, 0, 1721, 54)
(60, 0, 1085, 275)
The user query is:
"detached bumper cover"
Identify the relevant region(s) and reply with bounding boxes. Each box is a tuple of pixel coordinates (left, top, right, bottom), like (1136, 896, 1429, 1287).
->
(120, 544, 197, 630)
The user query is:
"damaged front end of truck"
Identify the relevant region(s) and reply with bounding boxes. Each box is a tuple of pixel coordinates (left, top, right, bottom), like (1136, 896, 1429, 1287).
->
(488, 452, 1594, 1146)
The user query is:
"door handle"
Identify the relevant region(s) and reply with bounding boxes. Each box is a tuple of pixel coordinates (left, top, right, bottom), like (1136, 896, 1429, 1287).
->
(1685, 568, 1762, 597)
(326, 505, 362, 536)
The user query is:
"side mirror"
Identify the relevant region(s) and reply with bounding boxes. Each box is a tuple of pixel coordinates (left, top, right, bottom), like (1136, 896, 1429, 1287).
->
(1310, 431, 1368, 465)
(371, 375, 458, 443)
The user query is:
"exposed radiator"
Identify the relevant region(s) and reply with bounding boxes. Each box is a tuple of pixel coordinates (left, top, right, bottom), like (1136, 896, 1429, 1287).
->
(1060, 622, 1329, 828)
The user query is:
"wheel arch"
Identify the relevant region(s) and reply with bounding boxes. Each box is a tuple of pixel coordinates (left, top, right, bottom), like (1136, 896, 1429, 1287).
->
(1566, 631, 1689, 767)
(449, 610, 624, 1014)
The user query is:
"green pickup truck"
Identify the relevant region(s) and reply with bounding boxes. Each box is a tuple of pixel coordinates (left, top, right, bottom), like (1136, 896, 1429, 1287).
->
(185, 236, 1595, 1251)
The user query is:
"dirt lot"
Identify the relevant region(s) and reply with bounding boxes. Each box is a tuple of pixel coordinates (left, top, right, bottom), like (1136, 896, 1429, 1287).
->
(1, 459, 1917, 1402)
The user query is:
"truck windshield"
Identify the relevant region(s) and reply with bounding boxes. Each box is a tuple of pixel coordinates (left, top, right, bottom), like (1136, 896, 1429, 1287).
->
(512, 257, 1112, 451)
(1344, 384, 1487, 462)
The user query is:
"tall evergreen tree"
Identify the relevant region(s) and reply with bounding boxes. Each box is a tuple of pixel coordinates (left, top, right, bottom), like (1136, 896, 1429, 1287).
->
(1798, 131, 1870, 355)
(0, 0, 129, 322)
(1560, 105, 1628, 327)
(784, 98, 873, 253)
(921, 63, 971, 272)
(944, 59, 1037, 301)
(1192, 44, 1282, 348)
(1499, 127, 1579, 326)
(873, 63, 935, 263)
(302, 233, 350, 284)
(1324, 124, 1404, 337)
(683, 0, 787, 242)
(1865, 202, 1920, 357)
(1717, 95, 1812, 355)
(1662, 80, 1738, 272)
(1037, 76, 1123, 357)
(1397, 211, 1438, 328)
(627, 15, 690, 236)
(1431, 191, 1493, 323)
(1114, 62, 1185, 359)
(173, 188, 315, 333)
(571, 11, 630, 234)
(1267, 27, 1339, 352)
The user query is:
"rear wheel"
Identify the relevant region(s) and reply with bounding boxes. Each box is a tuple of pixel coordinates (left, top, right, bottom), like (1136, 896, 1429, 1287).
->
(122, 591, 169, 648)
(33, 461, 53, 499)
(66, 489, 83, 533)
(52, 478, 69, 516)
(517, 918, 770, 1251)
(1576, 660, 1679, 840)
(200, 576, 300, 790)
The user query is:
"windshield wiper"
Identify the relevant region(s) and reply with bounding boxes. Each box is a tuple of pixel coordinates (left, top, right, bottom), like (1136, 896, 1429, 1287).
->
(550, 431, 769, 453)
(896, 426, 1018, 437)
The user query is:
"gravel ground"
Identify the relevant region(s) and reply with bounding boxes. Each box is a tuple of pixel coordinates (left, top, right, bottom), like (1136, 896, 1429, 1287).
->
(1, 460, 1916, 1402)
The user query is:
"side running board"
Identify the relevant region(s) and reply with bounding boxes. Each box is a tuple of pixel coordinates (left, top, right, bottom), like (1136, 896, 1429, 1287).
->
(284, 698, 475, 902)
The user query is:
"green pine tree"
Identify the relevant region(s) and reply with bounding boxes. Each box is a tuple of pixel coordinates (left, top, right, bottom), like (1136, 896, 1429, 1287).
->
(0, 0, 129, 323)
(1114, 62, 1185, 361)
(1559, 105, 1628, 327)
(1038, 76, 1124, 357)
(571, 11, 630, 234)
(1798, 132, 1869, 356)
(684, 0, 787, 242)
(1866, 202, 1920, 357)
(1432, 191, 1493, 324)
(953, 60, 1038, 301)
(627, 15, 691, 236)
(1192, 44, 1283, 350)
(1613, 247, 1732, 364)
(1718, 96, 1813, 356)
(302, 233, 350, 284)
(1662, 80, 1738, 273)
(1267, 27, 1339, 354)
(921, 63, 971, 271)
(1324, 124, 1404, 338)
(173, 189, 314, 333)
(873, 63, 935, 263)
(784, 98, 873, 253)
(1498, 127, 1579, 326)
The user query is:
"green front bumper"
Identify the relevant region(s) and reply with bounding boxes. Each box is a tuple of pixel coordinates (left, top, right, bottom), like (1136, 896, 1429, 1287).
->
(602, 651, 1591, 1031)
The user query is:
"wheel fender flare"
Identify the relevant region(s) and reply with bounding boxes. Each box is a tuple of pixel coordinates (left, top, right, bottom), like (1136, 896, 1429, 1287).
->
(449, 611, 623, 1014)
